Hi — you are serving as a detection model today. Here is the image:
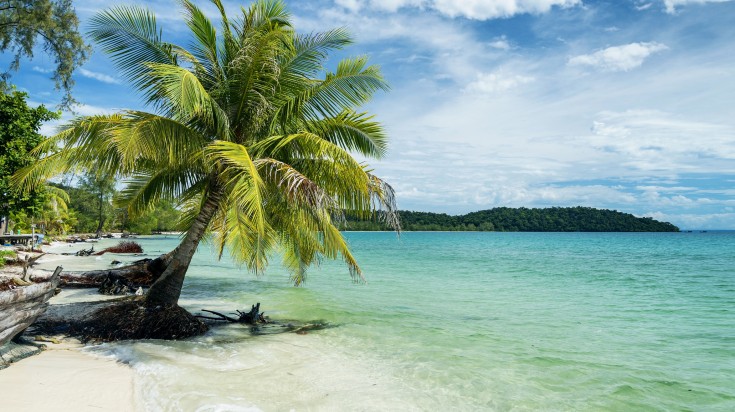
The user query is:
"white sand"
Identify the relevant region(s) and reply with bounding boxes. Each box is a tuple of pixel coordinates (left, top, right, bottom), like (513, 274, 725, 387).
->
(0, 341, 136, 412)
(0, 245, 137, 412)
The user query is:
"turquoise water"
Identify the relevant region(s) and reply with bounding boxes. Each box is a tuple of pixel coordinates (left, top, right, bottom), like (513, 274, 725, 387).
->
(54, 232, 735, 410)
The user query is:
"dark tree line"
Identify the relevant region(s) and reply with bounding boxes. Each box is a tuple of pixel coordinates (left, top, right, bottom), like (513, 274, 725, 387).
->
(344, 206, 680, 232)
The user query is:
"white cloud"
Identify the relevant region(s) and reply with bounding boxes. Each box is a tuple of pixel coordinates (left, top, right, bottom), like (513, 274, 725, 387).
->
(489, 36, 511, 50)
(32, 66, 53, 74)
(588, 110, 735, 173)
(37, 104, 119, 136)
(647, 211, 735, 229)
(331, 0, 581, 19)
(568, 42, 668, 71)
(79, 69, 121, 85)
(335, 0, 363, 12)
(430, 0, 581, 19)
(369, 0, 425, 12)
(466, 71, 534, 93)
(72, 104, 118, 117)
(663, 0, 732, 14)
(298, 7, 496, 87)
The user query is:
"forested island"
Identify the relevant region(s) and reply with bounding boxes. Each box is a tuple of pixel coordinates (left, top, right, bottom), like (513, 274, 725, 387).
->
(345, 207, 680, 232)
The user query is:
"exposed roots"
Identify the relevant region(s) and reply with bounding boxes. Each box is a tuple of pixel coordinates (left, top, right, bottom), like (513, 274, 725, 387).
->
(67, 298, 208, 342)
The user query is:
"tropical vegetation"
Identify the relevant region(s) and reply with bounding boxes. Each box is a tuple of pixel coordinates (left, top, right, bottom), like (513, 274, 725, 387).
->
(0, 90, 60, 233)
(14, 0, 398, 322)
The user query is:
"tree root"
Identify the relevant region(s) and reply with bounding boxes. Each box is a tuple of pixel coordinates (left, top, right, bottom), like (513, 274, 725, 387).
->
(63, 297, 208, 342)
(195, 303, 267, 324)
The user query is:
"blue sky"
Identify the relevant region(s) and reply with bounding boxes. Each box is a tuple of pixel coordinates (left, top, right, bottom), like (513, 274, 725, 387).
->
(4, 0, 735, 229)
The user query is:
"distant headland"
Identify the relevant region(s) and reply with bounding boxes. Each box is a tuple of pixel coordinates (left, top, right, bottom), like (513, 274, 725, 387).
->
(346, 206, 680, 232)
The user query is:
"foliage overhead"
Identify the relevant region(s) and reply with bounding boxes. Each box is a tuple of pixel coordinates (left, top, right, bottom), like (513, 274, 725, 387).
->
(15, 0, 399, 288)
(0, 0, 90, 108)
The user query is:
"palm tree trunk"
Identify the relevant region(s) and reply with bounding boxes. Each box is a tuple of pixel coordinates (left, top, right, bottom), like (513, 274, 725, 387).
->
(145, 191, 220, 306)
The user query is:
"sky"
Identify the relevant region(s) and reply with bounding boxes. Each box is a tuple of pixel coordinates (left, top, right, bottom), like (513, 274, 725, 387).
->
(3, 0, 735, 229)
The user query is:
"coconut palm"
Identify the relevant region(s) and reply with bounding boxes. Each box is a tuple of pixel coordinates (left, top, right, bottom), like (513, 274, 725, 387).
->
(37, 184, 73, 235)
(16, 0, 398, 308)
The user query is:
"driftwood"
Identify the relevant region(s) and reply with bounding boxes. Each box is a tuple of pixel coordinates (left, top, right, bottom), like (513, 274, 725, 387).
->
(75, 247, 94, 257)
(21, 253, 46, 282)
(60, 255, 168, 288)
(194, 304, 332, 336)
(0, 266, 62, 346)
(196, 303, 267, 324)
(65, 236, 90, 243)
(98, 272, 135, 295)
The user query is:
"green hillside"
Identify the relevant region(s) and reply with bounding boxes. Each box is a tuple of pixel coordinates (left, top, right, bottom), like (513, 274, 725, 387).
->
(345, 206, 679, 232)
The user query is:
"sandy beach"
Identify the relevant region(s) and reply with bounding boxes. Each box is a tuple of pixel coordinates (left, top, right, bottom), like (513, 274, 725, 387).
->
(0, 245, 136, 412)
(0, 341, 136, 412)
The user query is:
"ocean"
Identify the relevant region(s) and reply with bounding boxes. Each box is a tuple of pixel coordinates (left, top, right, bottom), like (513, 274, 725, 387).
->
(43, 232, 735, 411)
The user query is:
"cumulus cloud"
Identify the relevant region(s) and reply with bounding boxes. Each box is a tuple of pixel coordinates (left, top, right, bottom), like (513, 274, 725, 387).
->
(79, 69, 121, 85)
(663, 0, 732, 14)
(568, 42, 668, 71)
(466, 71, 534, 93)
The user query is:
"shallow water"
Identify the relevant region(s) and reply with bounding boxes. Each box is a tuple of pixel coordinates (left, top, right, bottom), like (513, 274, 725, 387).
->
(42, 232, 735, 411)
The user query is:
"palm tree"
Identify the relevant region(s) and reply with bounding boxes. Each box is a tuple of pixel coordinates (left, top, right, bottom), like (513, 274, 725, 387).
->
(16, 0, 399, 309)
(37, 184, 73, 235)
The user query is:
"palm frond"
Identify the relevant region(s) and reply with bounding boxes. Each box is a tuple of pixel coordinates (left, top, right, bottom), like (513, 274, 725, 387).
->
(306, 56, 388, 119)
(45, 185, 71, 210)
(180, 0, 222, 88)
(205, 140, 267, 235)
(114, 111, 208, 167)
(87, 5, 179, 100)
(142, 63, 231, 139)
(368, 174, 401, 233)
(272, 56, 389, 126)
(305, 110, 388, 158)
(117, 165, 207, 217)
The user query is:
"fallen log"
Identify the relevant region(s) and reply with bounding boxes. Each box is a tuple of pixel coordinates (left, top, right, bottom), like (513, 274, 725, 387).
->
(60, 254, 169, 288)
(0, 266, 62, 346)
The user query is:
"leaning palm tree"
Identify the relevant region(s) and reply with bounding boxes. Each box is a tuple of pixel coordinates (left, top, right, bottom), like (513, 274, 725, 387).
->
(15, 0, 398, 336)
